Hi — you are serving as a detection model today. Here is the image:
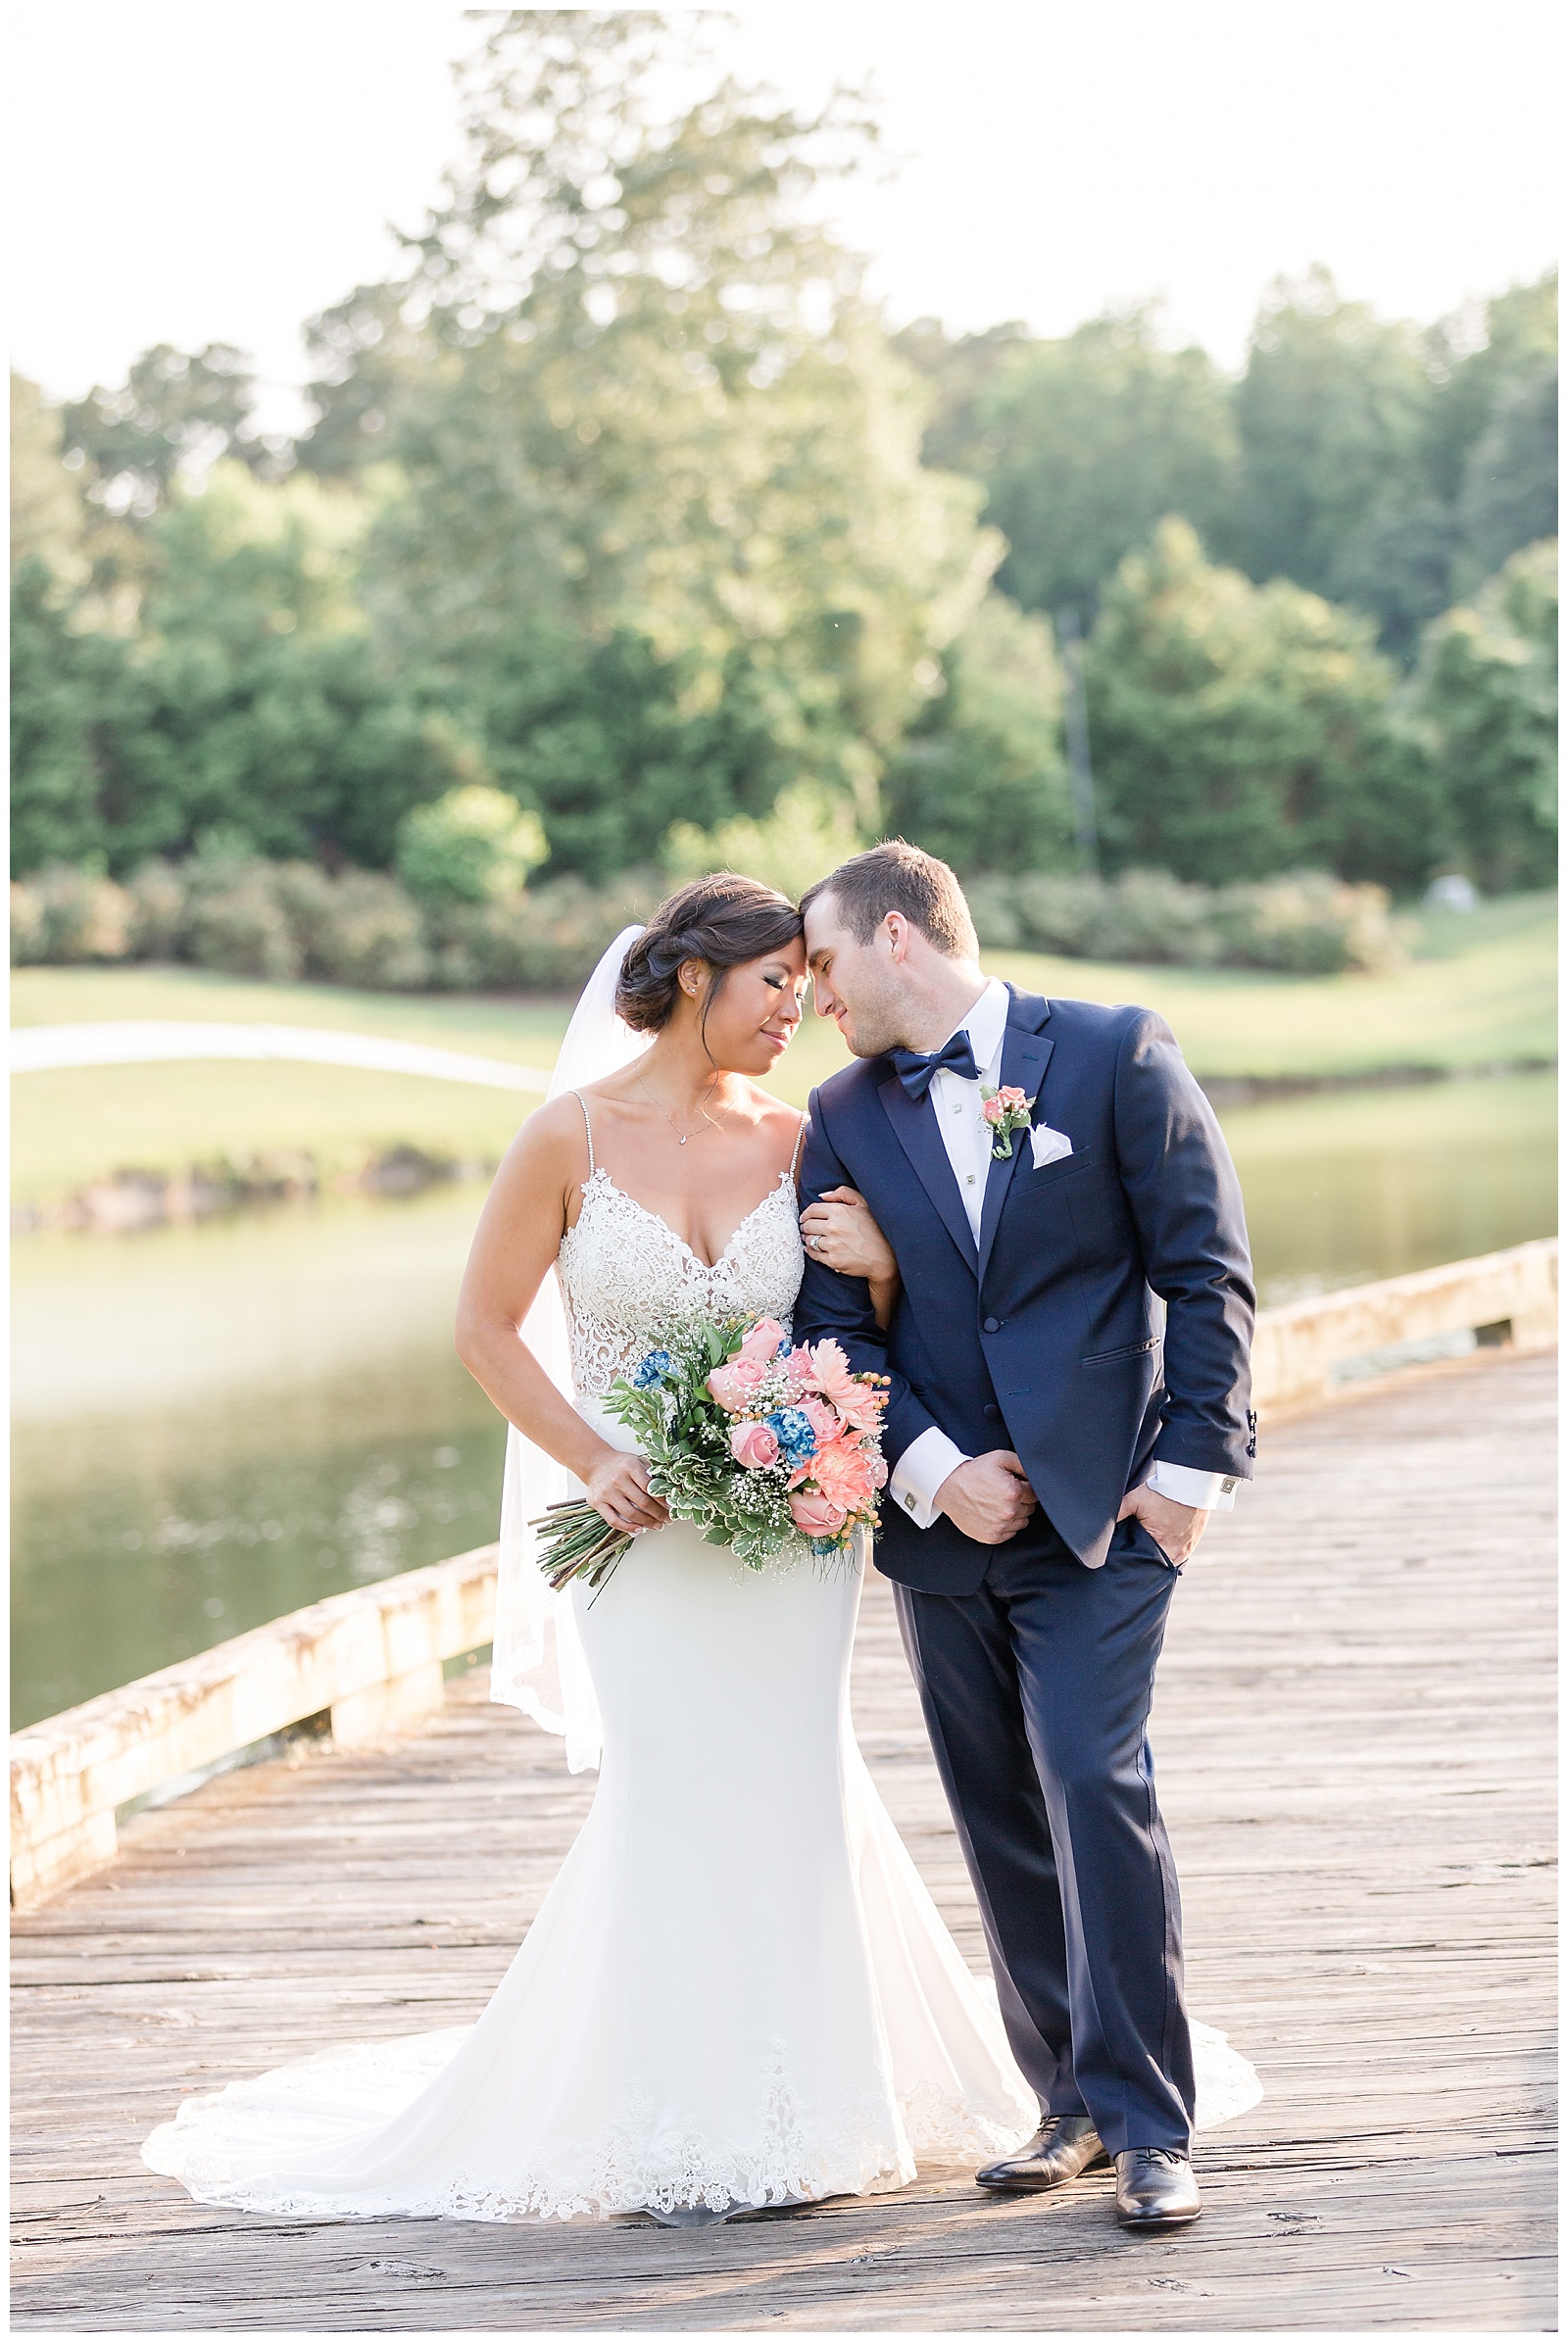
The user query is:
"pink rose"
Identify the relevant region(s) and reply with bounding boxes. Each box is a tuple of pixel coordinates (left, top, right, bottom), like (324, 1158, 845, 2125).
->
(982, 1085, 1029, 1126)
(800, 1396, 843, 1445)
(789, 1487, 847, 1537)
(708, 1356, 768, 1412)
(737, 1317, 788, 1364)
(781, 1345, 817, 1397)
(806, 1340, 886, 1434)
(730, 1419, 781, 1471)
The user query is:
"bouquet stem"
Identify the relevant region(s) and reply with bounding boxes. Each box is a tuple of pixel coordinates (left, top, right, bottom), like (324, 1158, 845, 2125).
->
(531, 1498, 632, 1593)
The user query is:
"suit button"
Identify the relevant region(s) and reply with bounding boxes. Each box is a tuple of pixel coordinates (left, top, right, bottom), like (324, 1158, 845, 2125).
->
(983, 1402, 1002, 1421)
(982, 1317, 1001, 1334)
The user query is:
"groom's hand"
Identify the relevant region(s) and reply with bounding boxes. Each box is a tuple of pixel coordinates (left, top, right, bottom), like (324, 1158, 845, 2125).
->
(935, 1452, 1038, 1545)
(1117, 1484, 1208, 1566)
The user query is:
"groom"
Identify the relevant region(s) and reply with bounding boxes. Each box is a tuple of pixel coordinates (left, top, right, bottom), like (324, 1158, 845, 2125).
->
(794, 842, 1255, 2232)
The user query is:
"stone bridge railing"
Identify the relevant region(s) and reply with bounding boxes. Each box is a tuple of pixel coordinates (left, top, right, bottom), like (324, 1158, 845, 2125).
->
(11, 1238, 1555, 1911)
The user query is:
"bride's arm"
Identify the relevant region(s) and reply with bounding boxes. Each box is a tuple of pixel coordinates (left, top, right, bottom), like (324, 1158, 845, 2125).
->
(455, 1100, 668, 1536)
(798, 1186, 902, 1332)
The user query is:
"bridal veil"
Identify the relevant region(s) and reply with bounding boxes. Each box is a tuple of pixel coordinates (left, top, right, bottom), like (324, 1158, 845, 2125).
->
(488, 923, 650, 1768)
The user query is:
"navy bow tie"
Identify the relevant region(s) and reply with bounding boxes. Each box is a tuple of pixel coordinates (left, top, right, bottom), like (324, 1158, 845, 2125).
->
(889, 1030, 981, 1102)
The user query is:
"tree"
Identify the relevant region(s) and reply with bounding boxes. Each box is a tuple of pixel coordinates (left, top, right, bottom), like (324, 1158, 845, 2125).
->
(882, 592, 1074, 874)
(395, 784, 548, 902)
(939, 309, 1239, 623)
(1229, 268, 1443, 656)
(11, 374, 87, 583)
(60, 343, 281, 518)
(891, 317, 1030, 475)
(295, 10, 994, 876)
(1423, 274, 1557, 505)
(10, 557, 132, 873)
(1410, 540, 1557, 893)
(1228, 268, 1559, 660)
(1453, 365, 1557, 591)
(10, 463, 469, 876)
(295, 282, 448, 480)
(1086, 519, 1442, 891)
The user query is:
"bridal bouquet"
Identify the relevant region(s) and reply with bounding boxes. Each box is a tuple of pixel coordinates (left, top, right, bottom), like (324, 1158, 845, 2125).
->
(533, 1316, 889, 1593)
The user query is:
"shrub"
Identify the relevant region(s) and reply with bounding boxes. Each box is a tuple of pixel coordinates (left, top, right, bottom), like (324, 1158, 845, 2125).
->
(958, 877, 1023, 951)
(664, 782, 860, 904)
(9, 881, 45, 964)
(395, 786, 549, 904)
(1083, 868, 1222, 965)
(8, 854, 1405, 985)
(9, 863, 133, 963)
(274, 862, 430, 990)
(1210, 872, 1404, 974)
(967, 866, 1405, 974)
(182, 862, 302, 982)
(124, 859, 189, 958)
(420, 874, 662, 991)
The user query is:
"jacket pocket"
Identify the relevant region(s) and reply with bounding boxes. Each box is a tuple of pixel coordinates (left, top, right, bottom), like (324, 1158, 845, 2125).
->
(1081, 1337, 1159, 1366)
(1015, 1147, 1095, 1198)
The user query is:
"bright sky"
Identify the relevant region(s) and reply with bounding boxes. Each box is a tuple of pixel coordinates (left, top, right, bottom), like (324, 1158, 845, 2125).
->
(9, 1, 1560, 435)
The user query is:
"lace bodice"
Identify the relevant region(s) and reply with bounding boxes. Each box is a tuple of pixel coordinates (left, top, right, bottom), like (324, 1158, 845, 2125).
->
(557, 1103, 806, 1398)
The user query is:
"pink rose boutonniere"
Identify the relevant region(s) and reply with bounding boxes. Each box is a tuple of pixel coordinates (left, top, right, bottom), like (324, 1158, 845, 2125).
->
(979, 1084, 1037, 1159)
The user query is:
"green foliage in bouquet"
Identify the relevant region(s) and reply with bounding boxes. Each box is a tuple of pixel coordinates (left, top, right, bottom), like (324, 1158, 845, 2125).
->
(532, 1314, 889, 1596)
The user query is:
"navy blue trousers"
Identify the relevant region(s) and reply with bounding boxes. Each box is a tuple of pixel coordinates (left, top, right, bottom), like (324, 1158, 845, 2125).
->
(891, 1513, 1195, 2157)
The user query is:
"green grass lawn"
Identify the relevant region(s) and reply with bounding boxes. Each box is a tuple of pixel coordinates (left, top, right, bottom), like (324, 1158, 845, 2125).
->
(11, 893, 1554, 1202)
(10, 962, 574, 1061)
(989, 889, 1556, 1080)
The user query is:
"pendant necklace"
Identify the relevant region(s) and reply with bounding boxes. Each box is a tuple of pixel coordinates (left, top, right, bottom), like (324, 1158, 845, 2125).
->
(636, 1064, 726, 1146)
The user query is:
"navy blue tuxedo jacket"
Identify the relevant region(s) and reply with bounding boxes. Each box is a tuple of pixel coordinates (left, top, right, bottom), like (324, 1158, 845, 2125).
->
(794, 987, 1256, 1594)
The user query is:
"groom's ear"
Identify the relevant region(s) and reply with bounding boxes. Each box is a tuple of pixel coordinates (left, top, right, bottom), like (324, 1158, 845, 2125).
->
(883, 913, 913, 964)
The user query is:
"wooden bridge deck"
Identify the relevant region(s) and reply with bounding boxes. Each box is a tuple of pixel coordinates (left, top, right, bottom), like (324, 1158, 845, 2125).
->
(12, 1349, 1556, 2332)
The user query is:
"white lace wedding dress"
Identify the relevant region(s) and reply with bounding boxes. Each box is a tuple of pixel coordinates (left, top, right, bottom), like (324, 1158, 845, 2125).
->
(144, 1125, 1259, 2224)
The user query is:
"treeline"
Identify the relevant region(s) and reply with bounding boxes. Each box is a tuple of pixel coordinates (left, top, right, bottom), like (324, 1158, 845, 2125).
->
(9, 11, 1558, 915)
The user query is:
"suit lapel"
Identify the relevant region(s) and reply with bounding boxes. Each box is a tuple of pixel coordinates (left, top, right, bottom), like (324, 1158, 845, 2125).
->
(977, 995, 1055, 1288)
(878, 1074, 977, 1269)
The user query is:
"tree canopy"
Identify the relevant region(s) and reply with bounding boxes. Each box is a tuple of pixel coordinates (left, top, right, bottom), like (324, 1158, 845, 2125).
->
(911, 267, 1557, 664)
(8, 14, 1557, 903)
(1085, 519, 1441, 891)
(1409, 538, 1557, 893)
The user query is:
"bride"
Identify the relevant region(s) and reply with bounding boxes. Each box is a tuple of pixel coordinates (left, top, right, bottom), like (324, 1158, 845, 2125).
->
(144, 873, 1254, 2226)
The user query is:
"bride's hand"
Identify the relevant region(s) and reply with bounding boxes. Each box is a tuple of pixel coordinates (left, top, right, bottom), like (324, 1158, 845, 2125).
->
(801, 1187, 898, 1285)
(583, 1449, 669, 1536)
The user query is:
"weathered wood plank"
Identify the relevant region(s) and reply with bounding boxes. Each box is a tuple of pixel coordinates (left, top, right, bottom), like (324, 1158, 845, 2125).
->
(11, 1349, 1555, 2330)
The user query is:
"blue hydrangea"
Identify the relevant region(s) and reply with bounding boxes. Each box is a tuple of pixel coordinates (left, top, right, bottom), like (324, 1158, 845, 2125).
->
(767, 1407, 816, 1466)
(631, 1348, 673, 1390)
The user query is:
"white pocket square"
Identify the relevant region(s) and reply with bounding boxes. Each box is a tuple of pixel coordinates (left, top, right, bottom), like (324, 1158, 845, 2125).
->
(1028, 1124, 1073, 1169)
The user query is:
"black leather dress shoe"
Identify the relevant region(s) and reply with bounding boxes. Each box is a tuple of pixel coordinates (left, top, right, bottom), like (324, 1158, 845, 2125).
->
(1114, 2148, 1201, 2228)
(976, 2115, 1109, 2192)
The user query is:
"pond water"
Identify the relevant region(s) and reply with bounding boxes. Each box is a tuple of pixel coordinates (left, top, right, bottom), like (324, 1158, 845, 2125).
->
(12, 1071, 1555, 1728)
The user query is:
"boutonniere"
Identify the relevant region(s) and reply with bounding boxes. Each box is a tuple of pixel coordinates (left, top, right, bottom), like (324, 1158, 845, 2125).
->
(979, 1084, 1037, 1159)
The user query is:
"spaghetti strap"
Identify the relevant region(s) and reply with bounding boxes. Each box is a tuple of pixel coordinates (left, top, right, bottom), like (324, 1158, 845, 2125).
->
(571, 1091, 595, 1177)
(790, 1112, 808, 1181)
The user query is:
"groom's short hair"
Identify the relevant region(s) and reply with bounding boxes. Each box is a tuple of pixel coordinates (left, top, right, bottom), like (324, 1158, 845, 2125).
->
(802, 841, 978, 959)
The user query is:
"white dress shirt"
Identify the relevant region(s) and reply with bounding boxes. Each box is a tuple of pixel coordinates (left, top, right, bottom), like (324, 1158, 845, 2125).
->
(885, 977, 1240, 1530)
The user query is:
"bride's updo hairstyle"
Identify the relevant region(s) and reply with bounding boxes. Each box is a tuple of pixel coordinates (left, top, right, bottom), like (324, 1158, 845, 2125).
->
(615, 872, 803, 1047)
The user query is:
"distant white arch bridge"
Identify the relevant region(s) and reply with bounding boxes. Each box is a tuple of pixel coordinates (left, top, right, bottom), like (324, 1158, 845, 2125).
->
(9, 1022, 552, 1093)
